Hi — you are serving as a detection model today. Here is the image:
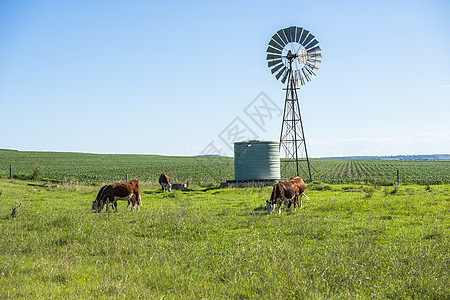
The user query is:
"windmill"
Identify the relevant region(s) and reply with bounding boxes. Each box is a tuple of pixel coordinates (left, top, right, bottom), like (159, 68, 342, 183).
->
(266, 26, 322, 181)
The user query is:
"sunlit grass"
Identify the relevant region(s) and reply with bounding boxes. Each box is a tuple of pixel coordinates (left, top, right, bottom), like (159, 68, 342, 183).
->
(0, 179, 448, 298)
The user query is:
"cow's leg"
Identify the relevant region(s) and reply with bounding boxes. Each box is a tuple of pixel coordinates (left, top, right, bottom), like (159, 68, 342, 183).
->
(277, 198, 283, 214)
(130, 198, 135, 211)
(136, 194, 141, 212)
(129, 194, 135, 211)
(299, 194, 303, 208)
(292, 194, 298, 211)
(127, 194, 132, 210)
(114, 201, 118, 213)
(284, 199, 290, 212)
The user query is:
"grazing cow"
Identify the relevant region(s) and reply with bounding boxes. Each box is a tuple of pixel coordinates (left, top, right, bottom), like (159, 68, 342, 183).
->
(266, 176, 310, 214)
(92, 179, 141, 213)
(171, 180, 189, 190)
(159, 173, 172, 192)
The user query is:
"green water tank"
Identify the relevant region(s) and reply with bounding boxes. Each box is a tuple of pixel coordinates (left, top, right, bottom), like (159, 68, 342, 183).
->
(234, 140, 280, 180)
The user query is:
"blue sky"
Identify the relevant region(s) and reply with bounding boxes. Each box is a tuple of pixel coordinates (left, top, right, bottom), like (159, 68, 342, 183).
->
(1, 0, 449, 157)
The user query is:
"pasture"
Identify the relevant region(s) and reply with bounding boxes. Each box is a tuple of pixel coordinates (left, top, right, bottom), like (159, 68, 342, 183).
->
(0, 179, 448, 299)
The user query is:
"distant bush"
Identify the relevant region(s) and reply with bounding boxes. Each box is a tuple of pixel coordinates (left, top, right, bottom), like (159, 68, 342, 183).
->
(307, 181, 333, 191)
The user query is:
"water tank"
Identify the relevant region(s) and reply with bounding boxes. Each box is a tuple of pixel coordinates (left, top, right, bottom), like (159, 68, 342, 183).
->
(234, 140, 280, 180)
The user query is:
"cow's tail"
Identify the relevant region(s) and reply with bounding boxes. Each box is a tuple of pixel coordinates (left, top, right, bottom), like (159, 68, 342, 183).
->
(270, 184, 279, 203)
(301, 192, 310, 200)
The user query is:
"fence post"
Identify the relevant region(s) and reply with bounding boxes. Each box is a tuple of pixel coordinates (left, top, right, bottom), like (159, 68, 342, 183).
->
(126, 174, 128, 181)
(397, 169, 400, 184)
(10, 164, 12, 179)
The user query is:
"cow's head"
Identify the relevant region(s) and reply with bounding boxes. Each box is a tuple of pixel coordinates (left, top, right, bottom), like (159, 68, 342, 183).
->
(266, 200, 275, 214)
(92, 198, 106, 212)
(167, 183, 172, 192)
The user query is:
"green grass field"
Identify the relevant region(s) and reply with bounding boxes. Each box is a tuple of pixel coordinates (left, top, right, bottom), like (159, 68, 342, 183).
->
(1, 151, 449, 185)
(0, 179, 448, 299)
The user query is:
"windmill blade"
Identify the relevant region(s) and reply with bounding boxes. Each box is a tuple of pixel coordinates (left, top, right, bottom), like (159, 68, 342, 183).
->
(294, 70, 298, 87)
(266, 53, 282, 60)
(269, 39, 284, 51)
(272, 33, 286, 48)
(295, 70, 304, 86)
(299, 29, 310, 44)
(268, 59, 282, 67)
(291, 27, 298, 44)
(266, 46, 282, 55)
(277, 29, 289, 45)
(280, 69, 290, 84)
(295, 70, 303, 86)
(295, 27, 303, 42)
(303, 33, 315, 47)
(306, 61, 320, 70)
(270, 63, 284, 74)
(275, 66, 287, 80)
(307, 58, 321, 66)
(304, 64, 316, 77)
(283, 27, 294, 43)
(306, 45, 321, 53)
(301, 68, 311, 82)
(309, 53, 322, 59)
(290, 26, 297, 42)
(283, 27, 292, 43)
(298, 71, 305, 85)
(290, 26, 298, 42)
(269, 62, 284, 73)
(304, 38, 319, 49)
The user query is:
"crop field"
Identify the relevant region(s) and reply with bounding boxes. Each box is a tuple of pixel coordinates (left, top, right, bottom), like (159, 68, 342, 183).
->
(1, 151, 449, 185)
(309, 159, 450, 185)
(0, 179, 449, 299)
(0, 151, 234, 185)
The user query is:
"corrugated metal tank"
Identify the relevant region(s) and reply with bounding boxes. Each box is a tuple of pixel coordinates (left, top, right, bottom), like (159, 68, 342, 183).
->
(234, 140, 280, 180)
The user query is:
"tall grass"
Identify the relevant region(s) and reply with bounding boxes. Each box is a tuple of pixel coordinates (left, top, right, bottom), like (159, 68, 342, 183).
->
(0, 179, 448, 298)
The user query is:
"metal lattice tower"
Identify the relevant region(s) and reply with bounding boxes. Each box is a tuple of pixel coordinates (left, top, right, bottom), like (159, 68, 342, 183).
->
(279, 59, 312, 180)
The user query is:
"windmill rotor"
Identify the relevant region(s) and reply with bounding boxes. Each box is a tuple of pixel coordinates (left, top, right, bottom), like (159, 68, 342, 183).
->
(266, 26, 321, 86)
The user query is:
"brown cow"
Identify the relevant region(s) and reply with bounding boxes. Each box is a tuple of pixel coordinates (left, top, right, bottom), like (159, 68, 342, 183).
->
(266, 177, 309, 214)
(159, 173, 172, 192)
(92, 179, 141, 212)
